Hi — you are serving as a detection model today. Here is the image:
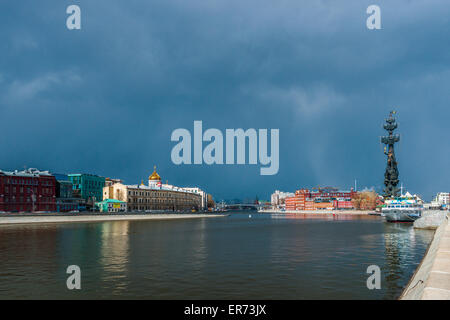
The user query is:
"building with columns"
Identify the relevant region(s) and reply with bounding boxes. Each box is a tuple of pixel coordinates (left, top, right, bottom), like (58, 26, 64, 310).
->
(103, 167, 202, 212)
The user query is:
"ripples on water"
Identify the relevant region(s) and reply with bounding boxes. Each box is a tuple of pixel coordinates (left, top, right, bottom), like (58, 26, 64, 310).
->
(0, 213, 434, 299)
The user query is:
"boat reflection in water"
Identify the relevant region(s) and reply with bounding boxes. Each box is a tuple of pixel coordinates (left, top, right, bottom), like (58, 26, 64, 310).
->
(382, 222, 431, 299)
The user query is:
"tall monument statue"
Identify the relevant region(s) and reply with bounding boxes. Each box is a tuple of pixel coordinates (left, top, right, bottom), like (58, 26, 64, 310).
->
(381, 111, 400, 198)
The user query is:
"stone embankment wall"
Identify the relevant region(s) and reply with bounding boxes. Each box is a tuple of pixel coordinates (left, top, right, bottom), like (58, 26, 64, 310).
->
(401, 211, 450, 300)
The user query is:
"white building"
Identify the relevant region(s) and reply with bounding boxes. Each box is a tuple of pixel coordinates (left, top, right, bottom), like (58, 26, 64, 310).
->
(433, 192, 450, 207)
(271, 190, 295, 209)
(103, 167, 202, 212)
(181, 187, 208, 210)
(404, 191, 424, 204)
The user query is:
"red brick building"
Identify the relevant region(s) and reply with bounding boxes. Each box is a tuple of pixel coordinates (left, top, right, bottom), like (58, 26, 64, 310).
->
(0, 168, 56, 213)
(285, 187, 355, 211)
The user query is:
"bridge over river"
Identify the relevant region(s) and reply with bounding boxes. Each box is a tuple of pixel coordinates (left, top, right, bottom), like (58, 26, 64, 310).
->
(223, 204, 260, 211)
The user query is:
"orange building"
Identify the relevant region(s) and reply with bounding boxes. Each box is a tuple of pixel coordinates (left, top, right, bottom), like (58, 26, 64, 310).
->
(285, 196, 297, 211)
(283, 187, 355, 211)
(313, 202, 334, 210)
(305, 199, 314, 210)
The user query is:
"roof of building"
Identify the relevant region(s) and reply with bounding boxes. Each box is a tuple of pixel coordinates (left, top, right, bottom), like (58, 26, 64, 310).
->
(98, 199, 126, 204)
(148, 166, 161, 181)
(52, 173, 71, 182)
(126, 183, 200, 195)
(0, 168, 53, 177)
(405, 191, 413, 197)
(67, 173, 105, 178)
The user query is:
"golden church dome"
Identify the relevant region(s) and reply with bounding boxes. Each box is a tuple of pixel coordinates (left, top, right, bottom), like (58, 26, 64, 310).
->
(148, 166, 161, 181)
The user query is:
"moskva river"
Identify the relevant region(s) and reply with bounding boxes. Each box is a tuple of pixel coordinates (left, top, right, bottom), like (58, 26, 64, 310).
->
(0, 212, 433, 299)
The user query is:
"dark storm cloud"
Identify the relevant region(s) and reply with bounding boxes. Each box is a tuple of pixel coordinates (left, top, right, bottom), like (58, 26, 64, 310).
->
(1, 0, 450, 200)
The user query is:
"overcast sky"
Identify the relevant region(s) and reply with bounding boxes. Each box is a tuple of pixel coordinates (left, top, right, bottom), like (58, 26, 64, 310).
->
(1, 1, 450, 201)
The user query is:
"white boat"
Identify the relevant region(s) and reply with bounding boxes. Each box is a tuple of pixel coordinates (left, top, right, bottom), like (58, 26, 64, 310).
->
(382, 197, 422, 222)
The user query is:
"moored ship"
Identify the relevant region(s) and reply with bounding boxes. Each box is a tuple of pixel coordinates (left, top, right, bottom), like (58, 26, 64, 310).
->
(382, 197, 423, 222)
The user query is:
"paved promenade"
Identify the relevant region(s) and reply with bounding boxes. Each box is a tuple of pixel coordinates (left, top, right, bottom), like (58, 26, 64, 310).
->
(401, 212, 450, 300)
(0, 213, 227, 225)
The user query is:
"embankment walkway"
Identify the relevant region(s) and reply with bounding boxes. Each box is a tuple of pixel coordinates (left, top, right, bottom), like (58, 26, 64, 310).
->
(401, 212, 450, 300)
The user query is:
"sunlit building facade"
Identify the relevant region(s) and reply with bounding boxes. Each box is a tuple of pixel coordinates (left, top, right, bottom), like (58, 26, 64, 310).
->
(103, 167, 202, 212)
(285, 187, 355, 211)
(271, 190, 295, 209)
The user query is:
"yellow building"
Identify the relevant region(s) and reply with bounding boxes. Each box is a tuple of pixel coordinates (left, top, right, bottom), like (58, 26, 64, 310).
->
(103, 167, 202, 212)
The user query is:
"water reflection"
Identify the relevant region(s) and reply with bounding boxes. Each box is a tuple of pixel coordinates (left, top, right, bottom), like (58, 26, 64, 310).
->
(0, 214, 435, 299)
(98, 222, 130, 294)
(382, 223, 433, 299)
(190, 218, 207, 268)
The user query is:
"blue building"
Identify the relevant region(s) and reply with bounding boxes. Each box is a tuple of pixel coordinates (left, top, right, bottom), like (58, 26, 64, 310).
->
(53, 173, 79, 212)
(68, 174, 106, 210)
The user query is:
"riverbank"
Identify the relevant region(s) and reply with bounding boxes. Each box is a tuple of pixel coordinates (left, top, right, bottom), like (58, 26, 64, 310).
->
(401, 211, 450, 300)
(0, 213, 227, 225)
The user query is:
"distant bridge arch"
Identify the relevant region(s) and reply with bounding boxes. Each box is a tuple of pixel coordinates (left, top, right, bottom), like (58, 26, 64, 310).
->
(224, 204, 259, 211)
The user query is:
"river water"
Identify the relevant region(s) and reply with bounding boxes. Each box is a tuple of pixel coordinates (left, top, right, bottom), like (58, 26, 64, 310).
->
(0, 212, 434, 299)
